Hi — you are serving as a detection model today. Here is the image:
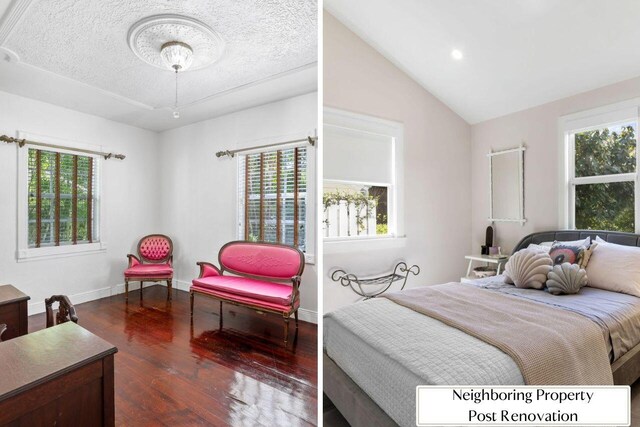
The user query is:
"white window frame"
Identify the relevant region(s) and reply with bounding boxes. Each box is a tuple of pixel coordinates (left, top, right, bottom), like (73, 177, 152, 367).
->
(323, 108, 405, 254)
(558, 101, 640, 232)
(16, 131, 106, 262)
(235, 133, 316, 264)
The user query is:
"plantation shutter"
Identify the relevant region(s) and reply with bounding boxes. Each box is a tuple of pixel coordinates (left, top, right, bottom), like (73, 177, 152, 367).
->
(28, 148, 98, 247)
(239, 146, 307, 251)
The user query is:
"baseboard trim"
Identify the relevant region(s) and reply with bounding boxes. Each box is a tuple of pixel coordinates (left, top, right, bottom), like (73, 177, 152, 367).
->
(297, 308, 318, 324)
(174, 279, 191, 292)
(29, 280, 318, 324)
(175, 280, 318, 324)
(27, 281, 159, 316)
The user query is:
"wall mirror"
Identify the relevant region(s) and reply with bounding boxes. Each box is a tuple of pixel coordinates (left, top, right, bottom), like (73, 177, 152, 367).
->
(489, 145, 526, 224)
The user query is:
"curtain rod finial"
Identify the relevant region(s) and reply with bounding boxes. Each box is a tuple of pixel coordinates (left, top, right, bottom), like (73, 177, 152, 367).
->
(0, 135, 26, 147)
(215, 150, 234, 158)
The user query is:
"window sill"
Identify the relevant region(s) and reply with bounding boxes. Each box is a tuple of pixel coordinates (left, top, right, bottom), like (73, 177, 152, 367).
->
(17, 242, 107, 262)
(323, 236, 407, 254)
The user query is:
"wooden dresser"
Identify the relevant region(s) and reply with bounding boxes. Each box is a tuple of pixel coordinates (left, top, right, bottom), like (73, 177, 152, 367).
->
(0, 285, 29, 340)
(0, 322, 118, 426)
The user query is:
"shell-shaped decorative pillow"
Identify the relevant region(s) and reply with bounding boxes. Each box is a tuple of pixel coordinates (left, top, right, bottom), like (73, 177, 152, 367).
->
(503, 249, 553, 289)
(546, 262, 588, 295)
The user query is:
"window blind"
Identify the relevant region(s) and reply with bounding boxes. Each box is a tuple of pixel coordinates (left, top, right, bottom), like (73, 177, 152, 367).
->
(239, 146, 307, 252)
(324, 125, 393, 184)
(27, 148, 98, 248)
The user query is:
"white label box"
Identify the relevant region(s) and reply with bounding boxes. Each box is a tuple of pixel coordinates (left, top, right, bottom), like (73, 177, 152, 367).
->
(416, 386, 630, 426)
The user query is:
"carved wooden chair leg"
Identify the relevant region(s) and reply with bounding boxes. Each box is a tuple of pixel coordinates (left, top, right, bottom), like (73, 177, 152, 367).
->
(219, 301, 223, 329)
(294, 310, 299, 328)
(125, 279, 129, 302)
(139, 281, 144, 299)
(0, 323, 6, 342)
(190, 292, 194, 316)
(167, 279, 173, 301)
(283, 315, 290, 345)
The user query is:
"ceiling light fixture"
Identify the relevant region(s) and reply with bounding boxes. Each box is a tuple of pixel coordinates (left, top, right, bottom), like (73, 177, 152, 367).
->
(128, 15, 225, 120)
(161, 41, 194, 72)
(451, 49, 463, 60)
(160, 41, 194, 119)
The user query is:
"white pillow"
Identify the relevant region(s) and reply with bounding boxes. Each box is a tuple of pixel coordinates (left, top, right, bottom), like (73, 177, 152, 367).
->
(557, 237, 591, 247)
(527, 243, 551, 253)
(586, 238, 640, 297)
(540, 237, 590, 248)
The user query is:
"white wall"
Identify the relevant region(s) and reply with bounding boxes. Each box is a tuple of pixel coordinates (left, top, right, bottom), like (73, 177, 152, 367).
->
(470, 76, 640, 253)
(158, 92, 319, 322)
(0, 90, 160, 313)
(323, 12, 472, 313)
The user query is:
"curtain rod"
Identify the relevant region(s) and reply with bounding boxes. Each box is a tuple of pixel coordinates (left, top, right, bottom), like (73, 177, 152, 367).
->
(216, 136, 317, 158)
(0, 135, 126, 160)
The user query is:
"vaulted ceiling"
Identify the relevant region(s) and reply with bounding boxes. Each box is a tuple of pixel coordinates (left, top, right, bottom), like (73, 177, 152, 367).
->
(0, 0, 317, 131)
(325, 0, 640, 124)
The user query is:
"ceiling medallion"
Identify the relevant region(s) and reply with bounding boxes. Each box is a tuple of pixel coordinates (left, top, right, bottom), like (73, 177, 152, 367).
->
(127, 14, 224, 71)
(128, 14, 224, 119)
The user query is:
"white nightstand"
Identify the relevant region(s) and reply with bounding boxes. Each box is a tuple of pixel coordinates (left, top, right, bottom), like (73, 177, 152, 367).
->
(462, 254, 509, 282)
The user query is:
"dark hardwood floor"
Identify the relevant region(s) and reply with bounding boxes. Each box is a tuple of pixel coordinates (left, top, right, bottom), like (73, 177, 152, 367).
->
(28, 285, 318, 426)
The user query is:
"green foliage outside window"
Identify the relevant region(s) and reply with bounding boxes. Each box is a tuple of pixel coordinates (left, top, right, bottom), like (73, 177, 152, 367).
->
(28, 149, 95, 247)
(574, 124, 636, 232)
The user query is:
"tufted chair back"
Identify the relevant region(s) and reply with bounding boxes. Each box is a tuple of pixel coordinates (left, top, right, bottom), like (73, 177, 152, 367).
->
(138, 234, 173, 263)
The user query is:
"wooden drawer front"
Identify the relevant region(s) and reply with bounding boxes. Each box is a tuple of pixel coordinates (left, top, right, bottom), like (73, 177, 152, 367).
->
(0, 303, 22, 341)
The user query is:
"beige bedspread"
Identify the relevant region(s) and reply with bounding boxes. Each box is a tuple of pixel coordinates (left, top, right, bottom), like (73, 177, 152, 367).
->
(383, 283, 613, 385)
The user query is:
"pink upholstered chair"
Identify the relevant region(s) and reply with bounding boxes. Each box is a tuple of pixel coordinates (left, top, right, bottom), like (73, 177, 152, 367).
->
(190, 241, 304, 345)
(124, 234, 173, 302)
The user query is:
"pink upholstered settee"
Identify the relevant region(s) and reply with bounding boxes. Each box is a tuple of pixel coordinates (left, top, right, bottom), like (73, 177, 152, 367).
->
(190, 241, 304, 345)
(124, 234, 173, 302)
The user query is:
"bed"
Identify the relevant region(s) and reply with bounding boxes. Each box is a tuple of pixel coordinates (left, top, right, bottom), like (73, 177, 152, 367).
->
(323, 230, 640, 427)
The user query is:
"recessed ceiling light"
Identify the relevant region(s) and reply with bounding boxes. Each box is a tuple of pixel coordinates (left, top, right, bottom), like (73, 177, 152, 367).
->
(451, 49, 463, 60)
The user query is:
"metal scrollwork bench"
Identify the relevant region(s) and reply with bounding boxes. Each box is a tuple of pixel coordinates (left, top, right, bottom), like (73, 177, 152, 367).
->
(331, 262, 421, 299)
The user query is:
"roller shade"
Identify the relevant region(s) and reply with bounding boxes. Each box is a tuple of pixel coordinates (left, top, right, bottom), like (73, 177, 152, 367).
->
(324, 125, 393, 183)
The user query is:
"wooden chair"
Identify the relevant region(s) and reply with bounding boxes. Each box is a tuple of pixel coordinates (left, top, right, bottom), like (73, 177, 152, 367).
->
(45, 295, 78, 328)
(0, 323, 6, 342)
(124, 234, 174, 302)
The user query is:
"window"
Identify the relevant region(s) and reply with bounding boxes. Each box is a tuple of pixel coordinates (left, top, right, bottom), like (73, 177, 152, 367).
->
(567, 120, 638, 232)
(16, 133, 105, 261)
(27, 148, 99, 247)
(238, 146, 307, 252)
(323, 109, 403, 244)
(323, 182, 389, 237)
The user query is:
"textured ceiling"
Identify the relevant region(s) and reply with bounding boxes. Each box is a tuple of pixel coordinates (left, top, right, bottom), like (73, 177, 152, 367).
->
(326, 0, 640, 124)
(0, 0, 317, 131)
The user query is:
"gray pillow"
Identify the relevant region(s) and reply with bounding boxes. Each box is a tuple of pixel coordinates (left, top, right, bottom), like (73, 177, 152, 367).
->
(504, 249, 553, 289)
(546, 263, 588, 295)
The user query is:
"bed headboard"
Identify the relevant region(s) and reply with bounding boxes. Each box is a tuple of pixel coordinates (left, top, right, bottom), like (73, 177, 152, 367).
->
(513, 230, 640, 253)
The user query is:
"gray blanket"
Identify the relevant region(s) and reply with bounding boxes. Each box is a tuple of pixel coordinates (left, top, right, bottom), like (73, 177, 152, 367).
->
(471, 275, 640, 362)
(383, 283, 613, 385)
